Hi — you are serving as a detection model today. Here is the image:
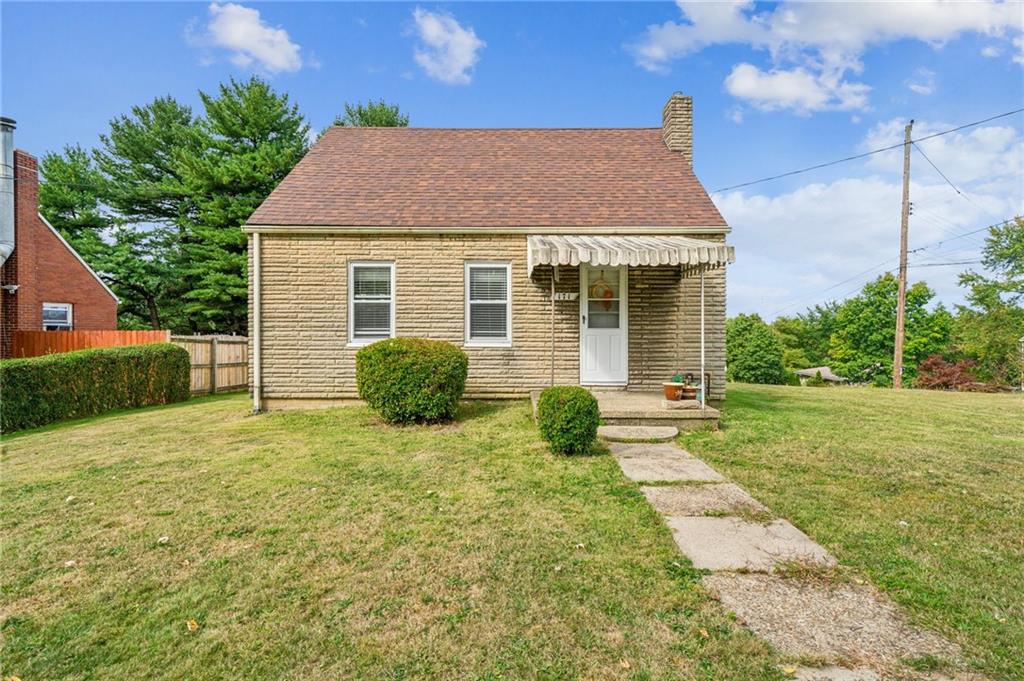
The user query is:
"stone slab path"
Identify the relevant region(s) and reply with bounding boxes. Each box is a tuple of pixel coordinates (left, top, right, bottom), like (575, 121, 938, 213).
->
(642, 482, 767, 516)
(666, 517, 836, 572)
(603, 426, 971, 681)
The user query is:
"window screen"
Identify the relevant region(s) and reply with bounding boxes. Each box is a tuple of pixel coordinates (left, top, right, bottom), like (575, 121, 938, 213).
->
(466, 264, 510, 343)
(350, 264, 393, 342)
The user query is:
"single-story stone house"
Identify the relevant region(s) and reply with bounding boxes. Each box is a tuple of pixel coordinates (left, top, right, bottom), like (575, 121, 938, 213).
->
(245, 93, 734, 412)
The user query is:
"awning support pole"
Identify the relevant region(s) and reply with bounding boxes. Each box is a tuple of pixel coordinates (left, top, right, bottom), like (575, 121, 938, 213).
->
(700, 269, 706, 411)
(550, 267, 555, 386)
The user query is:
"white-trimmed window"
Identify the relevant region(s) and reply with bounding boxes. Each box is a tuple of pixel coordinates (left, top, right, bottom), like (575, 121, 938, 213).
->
(42, 303, 73, 331)
(465, 262, 511, 346)
(348, 262, 395, 345)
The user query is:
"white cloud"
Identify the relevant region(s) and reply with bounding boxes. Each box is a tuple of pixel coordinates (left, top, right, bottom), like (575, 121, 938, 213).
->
(863, 118, 1024, 185)
(905, 67, 937, 95)
(410, 8, 485, 85)
(190, 3, 303, 73)
(981, 44, 1003, 57)
(629, 0, 1023, 113)
(725, 63, 870, 113)
(716, 121, 1024, 317)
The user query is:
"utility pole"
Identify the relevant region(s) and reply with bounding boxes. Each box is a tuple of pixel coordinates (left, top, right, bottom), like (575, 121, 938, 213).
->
(893, 120, 913, 389)
(1018, 335, 1023, 393)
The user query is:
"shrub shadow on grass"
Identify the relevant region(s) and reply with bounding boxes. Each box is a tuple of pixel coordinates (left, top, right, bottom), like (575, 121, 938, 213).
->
(455, 400, 508, 423)
(547, 437, 609, 458)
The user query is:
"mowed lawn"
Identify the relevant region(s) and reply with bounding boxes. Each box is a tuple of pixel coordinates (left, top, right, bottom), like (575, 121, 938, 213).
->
(683, 384, 1024, 681)
(1, 395, 781, 680)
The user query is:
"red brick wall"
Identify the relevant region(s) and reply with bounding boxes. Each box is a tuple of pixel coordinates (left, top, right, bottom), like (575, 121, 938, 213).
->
(0, 150, 117, 357)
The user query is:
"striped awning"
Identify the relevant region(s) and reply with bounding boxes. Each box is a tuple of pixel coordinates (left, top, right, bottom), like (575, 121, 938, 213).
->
(527, 235, 735, 276)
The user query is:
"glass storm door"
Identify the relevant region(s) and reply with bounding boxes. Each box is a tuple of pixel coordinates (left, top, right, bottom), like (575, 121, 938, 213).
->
(579, 265, 628, 385)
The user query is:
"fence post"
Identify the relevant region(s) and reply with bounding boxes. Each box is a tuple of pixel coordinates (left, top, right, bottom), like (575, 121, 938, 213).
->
(210, 338, 218, 395)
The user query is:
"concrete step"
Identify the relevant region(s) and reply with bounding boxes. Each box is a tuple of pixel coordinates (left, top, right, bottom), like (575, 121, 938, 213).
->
(598, 425, 679, 442)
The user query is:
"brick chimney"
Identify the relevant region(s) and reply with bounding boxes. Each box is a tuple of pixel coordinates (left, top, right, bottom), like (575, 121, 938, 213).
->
(661, 92, 693, 166)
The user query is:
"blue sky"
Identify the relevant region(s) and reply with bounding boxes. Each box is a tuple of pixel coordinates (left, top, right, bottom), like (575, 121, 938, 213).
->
(3, 1, 1023, 317)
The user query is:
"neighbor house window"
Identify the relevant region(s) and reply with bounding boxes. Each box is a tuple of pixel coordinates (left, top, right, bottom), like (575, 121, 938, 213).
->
(465, 262, 511, 346)
(348, 262, 394, 345)
(42, 303, 73, 331)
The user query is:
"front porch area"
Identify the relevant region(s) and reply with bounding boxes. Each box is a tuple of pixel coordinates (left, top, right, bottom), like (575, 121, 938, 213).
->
(592, 390, 720, 431)
(531, 389, 721, 431)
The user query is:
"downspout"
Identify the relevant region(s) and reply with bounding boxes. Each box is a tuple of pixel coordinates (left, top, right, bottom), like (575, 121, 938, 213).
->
(252, 231, 262, 414)
(0, 117, 16, 267)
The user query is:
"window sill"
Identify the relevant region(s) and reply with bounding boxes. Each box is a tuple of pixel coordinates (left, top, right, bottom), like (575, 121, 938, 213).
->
(346, 339, 390, 349)
(463, 341, 513, 349)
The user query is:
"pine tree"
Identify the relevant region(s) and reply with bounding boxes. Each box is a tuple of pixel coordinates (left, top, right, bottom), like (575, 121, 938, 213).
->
(177, 77, 310, 334)
(38, 145, 109, 261)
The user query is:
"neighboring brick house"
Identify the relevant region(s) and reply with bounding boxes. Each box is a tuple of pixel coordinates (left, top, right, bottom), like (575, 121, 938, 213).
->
(0, 118, 118, 358)
(245, 93, 734, 411)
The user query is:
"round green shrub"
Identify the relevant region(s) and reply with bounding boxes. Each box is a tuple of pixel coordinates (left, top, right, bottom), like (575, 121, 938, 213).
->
(356, 338, 469, 424)
(536, 386, 600, 455)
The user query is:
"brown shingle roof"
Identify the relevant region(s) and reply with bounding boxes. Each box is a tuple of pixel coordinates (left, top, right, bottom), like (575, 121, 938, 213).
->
(247, 127, 727, 228)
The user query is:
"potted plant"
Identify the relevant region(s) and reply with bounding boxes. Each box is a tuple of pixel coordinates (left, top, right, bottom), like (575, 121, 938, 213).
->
(663, 373, 685, 400)
(680, 382, 698, 401)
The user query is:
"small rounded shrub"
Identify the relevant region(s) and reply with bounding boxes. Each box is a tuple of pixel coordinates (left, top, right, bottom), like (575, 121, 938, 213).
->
(356, 338, 469, 424)
(536, 386, 600, 455)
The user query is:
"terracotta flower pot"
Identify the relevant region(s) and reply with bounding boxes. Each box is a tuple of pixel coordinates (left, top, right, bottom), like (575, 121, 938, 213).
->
(663, 382, 684, 401)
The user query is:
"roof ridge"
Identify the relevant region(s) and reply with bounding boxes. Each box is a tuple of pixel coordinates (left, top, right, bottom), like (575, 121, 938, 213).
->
(324, 127, 662, 131)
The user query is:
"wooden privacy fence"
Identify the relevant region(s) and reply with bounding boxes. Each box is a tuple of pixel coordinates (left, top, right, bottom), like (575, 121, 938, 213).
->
(9, 329, 249, 396)
(171, 336, 248, 395)
(10, 329, 171, 358)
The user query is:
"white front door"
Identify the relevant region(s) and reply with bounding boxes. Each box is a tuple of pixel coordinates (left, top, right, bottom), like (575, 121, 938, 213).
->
(580, 265, 628, 385)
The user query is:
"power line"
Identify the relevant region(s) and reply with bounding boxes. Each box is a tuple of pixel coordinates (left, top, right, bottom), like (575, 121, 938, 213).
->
(909, 260, 982, 267)
(912, 142, 965, 198)
(712, 107, 1024, 193)
(766, 217, 1014, 318)
(910, 141, 1003, 223)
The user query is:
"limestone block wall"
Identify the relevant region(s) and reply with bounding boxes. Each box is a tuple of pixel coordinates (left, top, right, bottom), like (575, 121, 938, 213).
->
(248, 233, 727, 406)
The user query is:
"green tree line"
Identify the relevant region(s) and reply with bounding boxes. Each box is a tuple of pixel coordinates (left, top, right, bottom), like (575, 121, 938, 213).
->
(38, 81, 407, 334)
(727, 217, 1024, 388)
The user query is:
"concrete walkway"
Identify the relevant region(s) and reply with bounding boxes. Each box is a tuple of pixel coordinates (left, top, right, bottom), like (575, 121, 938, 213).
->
(603, 428, 974, 681)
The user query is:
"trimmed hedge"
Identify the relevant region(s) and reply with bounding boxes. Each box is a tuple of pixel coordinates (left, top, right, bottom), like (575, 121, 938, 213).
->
(356, 338, 468, 424)
(537, 386, 600, 455)
(0, 343, 191, 433)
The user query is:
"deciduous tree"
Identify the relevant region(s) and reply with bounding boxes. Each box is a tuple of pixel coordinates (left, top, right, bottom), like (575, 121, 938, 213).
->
(726, 314, 788, 384)
(954, 217, 1024, 385)
(829, 273, 951, 386)
(333, 99, 409, 128)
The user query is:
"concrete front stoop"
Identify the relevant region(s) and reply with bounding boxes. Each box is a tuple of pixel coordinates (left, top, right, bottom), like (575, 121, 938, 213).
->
(607, 437, 973, 681)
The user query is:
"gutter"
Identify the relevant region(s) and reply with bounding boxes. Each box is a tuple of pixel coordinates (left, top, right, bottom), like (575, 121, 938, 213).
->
(241, 223, 732, 236)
